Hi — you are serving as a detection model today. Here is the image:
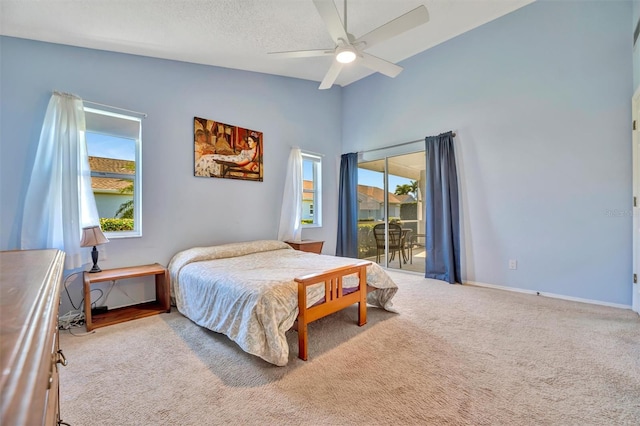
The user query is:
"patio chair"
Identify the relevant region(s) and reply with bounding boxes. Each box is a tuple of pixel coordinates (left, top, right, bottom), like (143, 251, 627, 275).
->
(402, 228, 413, 264)
(373, 223, 404, 268)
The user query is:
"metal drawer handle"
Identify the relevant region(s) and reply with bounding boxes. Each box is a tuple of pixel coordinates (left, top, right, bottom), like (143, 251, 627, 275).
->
(56, 349, 68, 366)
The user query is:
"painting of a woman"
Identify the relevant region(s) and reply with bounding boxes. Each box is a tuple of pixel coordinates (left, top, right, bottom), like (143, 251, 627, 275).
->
(194, 120, 262, 181)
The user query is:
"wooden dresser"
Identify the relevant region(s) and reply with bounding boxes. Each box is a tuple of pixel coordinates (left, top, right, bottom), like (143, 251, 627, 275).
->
(1, 249, 66, 426)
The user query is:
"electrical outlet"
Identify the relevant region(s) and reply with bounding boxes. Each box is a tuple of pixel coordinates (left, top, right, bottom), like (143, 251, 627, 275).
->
(509, 259, 517, 270)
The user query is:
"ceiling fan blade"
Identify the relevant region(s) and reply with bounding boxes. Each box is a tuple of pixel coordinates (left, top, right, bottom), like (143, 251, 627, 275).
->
(319, 60, 343, 90)
(359, 53, 403, 78)
(313, 0, 349, 44)
(268, 49, 333, 59)
(354, 5, 429, 50)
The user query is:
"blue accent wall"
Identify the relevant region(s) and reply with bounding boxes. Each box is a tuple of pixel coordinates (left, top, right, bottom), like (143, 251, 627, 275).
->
(0, 0, 634, 307)
(343, 0, 633, 305)
(0, 36, 342, 265)
(634, 0, 640, 92)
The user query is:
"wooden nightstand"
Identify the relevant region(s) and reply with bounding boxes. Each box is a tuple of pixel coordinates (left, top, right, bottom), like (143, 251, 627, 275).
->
(83, 263, 170, 331)
(285, 240, 324, 254)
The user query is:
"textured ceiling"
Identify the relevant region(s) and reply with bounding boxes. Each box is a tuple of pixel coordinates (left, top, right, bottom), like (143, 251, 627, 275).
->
(0, 0, 534, 88)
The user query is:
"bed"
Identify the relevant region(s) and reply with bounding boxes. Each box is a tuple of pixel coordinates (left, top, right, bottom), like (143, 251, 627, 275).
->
(168, 240, 398, 366)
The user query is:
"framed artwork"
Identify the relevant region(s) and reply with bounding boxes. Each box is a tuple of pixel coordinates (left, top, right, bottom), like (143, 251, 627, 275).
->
(193, 116, 263, 182)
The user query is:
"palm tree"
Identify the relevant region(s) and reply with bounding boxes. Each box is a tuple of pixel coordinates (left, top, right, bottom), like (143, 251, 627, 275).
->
(115, 198, 133, 219)
(115, 163, 135, 219)
(394, 180, 419, 199)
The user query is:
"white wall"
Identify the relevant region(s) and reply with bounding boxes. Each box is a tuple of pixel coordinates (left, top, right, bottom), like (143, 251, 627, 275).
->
(0, 37, 342, 311)
(343, 0, 633, 306)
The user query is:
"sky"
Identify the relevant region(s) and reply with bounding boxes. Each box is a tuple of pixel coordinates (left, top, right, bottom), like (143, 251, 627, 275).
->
(86, 132, 135, 161)
(358, 168, 412, 192)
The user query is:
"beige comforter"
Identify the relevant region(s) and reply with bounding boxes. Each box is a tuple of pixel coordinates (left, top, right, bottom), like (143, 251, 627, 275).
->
(168, 240, 397, 366)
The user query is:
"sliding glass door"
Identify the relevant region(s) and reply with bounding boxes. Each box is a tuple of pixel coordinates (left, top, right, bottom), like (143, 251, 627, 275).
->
(357, 151, 426, 273)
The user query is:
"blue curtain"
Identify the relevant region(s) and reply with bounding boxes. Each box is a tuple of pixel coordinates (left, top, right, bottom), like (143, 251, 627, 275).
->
(425, 132, 461, 283)
(336, 152, 358, 258)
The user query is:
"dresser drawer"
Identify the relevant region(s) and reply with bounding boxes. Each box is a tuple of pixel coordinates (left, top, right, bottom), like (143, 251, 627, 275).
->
(1, 249, 66, 426)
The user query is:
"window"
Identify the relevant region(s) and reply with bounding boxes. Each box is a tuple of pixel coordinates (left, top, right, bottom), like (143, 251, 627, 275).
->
(302, 152, 322, 227)
(85, 107, 142, 237)
(357, 150, 425, 273)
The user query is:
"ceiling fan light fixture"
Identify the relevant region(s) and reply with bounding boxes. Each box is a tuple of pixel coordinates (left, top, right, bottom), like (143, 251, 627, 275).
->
(335, 46, 356, 64)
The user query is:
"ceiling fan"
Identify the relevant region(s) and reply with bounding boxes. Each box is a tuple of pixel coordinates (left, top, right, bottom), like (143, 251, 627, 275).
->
(268, 0, 430, 90)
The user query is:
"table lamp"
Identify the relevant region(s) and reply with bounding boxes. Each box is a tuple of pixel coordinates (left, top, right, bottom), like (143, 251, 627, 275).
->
(80, 226, 109, 273)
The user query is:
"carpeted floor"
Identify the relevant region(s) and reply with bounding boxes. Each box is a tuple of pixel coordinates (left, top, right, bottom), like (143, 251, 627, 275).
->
(59, 271, 640, 425)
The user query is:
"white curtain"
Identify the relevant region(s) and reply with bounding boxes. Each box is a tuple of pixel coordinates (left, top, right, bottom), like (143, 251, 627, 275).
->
(21, 91, 100, 269)
(277, 147, 303, 242)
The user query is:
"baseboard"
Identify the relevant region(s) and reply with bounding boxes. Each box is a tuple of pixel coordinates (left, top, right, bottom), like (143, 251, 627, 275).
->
(463, 280, 632, 310)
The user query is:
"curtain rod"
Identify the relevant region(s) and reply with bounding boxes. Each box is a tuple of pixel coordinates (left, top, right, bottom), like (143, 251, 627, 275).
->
(82, 99, 148, 118)
(359, 131, 456, 155)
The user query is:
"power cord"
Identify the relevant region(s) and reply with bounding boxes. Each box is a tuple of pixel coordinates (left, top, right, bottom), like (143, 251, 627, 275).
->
(59, 271, 87, 335)
(58, 271, 103, 336)
(59, 277, 142, 335)
(58, 310, 84, 329)
(62, 271, 83, 310)
(61, 270, 105, 311)
(58, 310, 95, 337)
(89, 288, 104, 310)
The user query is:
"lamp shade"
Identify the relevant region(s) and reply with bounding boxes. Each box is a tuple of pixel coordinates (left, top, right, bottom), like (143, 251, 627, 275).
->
(80, 226, 109, 247)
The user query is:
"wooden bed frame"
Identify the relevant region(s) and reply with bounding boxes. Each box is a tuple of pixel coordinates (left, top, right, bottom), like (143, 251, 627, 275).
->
(294, 261, 371, 361)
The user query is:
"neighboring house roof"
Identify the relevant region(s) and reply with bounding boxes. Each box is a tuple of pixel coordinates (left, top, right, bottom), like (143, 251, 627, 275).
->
(92, 177, 131, 192)
(89, 156, 134, 193)
(89, 156, 135, 175)
(358, 192, 380, 210)
(295, 181, 416, 205)
(357, 184, 411, 205)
